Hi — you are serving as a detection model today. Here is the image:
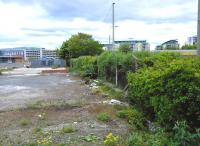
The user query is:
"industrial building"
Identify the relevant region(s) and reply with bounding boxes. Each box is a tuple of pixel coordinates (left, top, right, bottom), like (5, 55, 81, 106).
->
(0, 48, 24, 63)
(0, 47, 59, 63)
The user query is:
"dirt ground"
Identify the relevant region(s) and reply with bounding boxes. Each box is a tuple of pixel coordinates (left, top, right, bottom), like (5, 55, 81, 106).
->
(0, 68, 129, 146)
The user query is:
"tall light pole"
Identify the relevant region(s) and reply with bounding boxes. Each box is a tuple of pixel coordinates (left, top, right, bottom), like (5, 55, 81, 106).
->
(198, 0, 200, 54)
(112, 2, 115, 50)
(112, 2, 118, 86)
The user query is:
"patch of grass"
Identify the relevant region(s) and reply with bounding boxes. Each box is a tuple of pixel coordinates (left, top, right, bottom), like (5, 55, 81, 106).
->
(116, 110, 128, 119)
(19, 119, 30, 127)
(93, 82, 124, 100)
(97, 112, 111, 122)
(61, 125, 76, 133)
(80, 134, 99, 142)
(26, 99, 85, 110)
(113, 104, 128, 111)
(88, 104, 117, 121)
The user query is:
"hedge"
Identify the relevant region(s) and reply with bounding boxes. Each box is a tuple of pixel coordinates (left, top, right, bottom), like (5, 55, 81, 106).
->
(128, 55, 200, 129)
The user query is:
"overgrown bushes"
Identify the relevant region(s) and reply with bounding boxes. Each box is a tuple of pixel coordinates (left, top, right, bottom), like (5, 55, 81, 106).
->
(128, 129, 169, 146)
(128, 121, 200, 146)
(97, 51, 137, 86)
(117, 108, 145, 130)
(71, 56, 97, 78)
(128, 55, 200, 129)
(70, 51, 200, 144)
(70, 51, 153, 87)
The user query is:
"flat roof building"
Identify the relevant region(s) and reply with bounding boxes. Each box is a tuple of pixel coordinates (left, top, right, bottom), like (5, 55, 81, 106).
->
(103, 40, 150, 51)
(0, 47, 59, 63)
(0, 48, 25, 63)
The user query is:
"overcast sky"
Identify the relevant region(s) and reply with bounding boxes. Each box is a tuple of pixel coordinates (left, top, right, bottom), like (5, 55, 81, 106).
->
(0, 0, 198, 49)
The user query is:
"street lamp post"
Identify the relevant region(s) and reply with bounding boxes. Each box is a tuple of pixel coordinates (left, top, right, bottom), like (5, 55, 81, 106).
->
(112, 3, 115, 50)
(198, 0, 200, 54)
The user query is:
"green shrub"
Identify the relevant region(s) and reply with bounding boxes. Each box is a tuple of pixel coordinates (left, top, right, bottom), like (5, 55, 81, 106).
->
(128, 129, 169, 146)
(116, 108, 145, 129)
(97, 51, 137, 86)
(128, 55, 200, 129)
(71, 56, 97, 78)
(70, 51, 155, 87)
(170, 121, 200, 146)
(147, 52, 182, 66)
(97, 112, 111, 122)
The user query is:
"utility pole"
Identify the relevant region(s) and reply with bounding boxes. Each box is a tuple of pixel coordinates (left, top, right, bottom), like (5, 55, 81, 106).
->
(112, 2, 118, 86)
(112, 2, 115, 50)
(198, 0, 200, 55)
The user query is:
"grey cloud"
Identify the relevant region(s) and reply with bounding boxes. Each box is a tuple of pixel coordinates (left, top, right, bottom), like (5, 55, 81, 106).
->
(2, 0, 198, 23)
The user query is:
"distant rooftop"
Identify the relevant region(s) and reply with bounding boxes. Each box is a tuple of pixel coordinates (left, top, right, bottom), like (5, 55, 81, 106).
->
(0, 47, 46, 51)
(162, 40, 178, 45)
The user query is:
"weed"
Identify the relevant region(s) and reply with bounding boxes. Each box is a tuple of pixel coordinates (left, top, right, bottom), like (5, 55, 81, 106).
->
(104, 133, 119, 146)
(97, 112, 111, 122)
(80, 134, 99, 142)
(61, 125, 76, 133)
(32, 127, 43, 134)
(100, 84, 124, 100)
(37, 136, 52, 145)
(19, 119, 30, 127)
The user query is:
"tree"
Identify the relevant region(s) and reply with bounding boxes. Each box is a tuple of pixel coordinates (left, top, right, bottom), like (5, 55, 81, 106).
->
(119, 43, 132, 53)
(57, 41, 71, 66)
(58, 33, 103, 63)
(58, 33, 103, 66)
